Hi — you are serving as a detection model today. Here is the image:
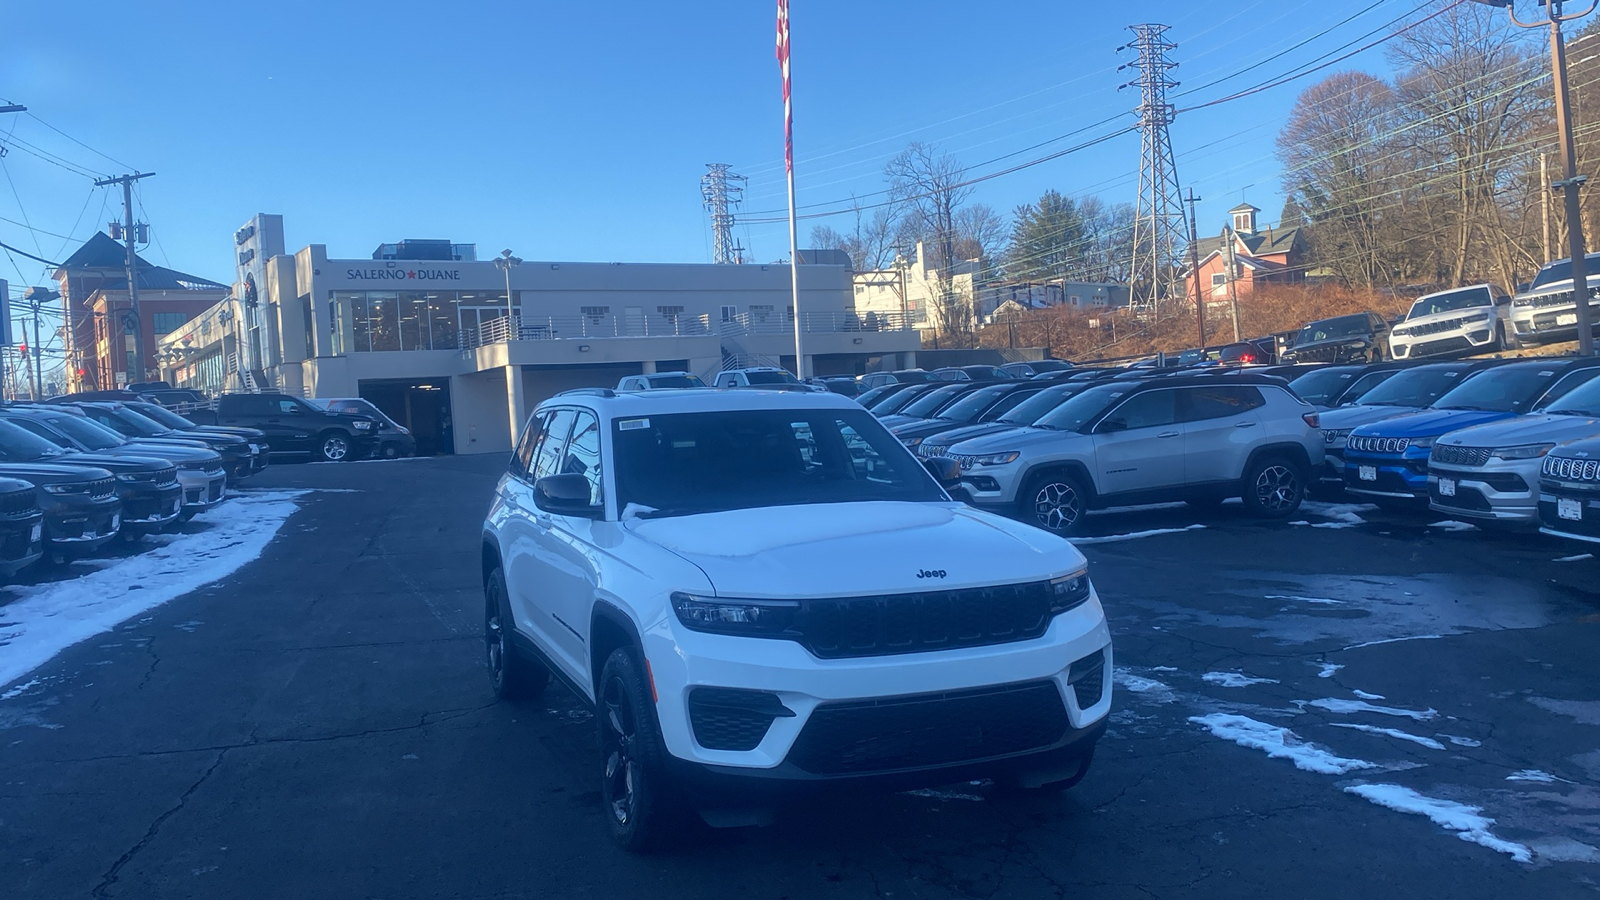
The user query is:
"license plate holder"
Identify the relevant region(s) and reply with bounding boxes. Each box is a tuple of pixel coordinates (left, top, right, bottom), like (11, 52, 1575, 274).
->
(1558, 313, 1579, 326)
(29, 523, 40, 542)
(1439, 478, 1456, 497)
(1359, 465, 1377, 482)
(1559, 497, 1584, 521)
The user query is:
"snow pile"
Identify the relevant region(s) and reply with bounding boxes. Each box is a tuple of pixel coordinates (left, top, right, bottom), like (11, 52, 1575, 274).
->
(1506, 770, 1566, 784)
(1202, 671, 1279, 688)
(1344, 784, 1531, 863)
(1072, 524, 1206, 545)
(1329, 723, 1444, 750)
(0, 490, 302, 689)
(1301, 501, 1373, 525)
(1555, 553, 1594, 563)
(1308, 698, 1438, 721)
(1113, 668, 1175, 703)
(1317, 663, 1344, 678)
(1352, 689, 1386, 700)
(1190, 713, 1377, 775)
(1267, 594, 1342, 605)
(1428, 520, 1477, 532)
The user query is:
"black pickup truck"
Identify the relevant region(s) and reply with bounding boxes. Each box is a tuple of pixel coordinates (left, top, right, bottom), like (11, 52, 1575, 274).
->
(185, 393, 379, 461)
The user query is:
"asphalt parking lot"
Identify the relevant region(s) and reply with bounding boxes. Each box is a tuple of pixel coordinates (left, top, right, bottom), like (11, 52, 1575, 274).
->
(4, 454, 1600, 898)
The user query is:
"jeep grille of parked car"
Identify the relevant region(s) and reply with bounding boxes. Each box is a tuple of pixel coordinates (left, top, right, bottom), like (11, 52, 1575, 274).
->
(1544, 456, 1600, 482)
(1431, 445, 1491, 467)
(1398, 315, 1483, 337)
(0, 489, 38, 518)
(799, 580, 1065, 658)
(1516, 288, 1599, 309)
(88, 478, 116, 500)
(1347, 435, 1410, 454)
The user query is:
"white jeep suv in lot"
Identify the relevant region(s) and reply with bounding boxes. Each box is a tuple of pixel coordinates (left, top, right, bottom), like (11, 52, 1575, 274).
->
(944, 374, 1323, 533)
(1509, 252, 1600, 346)
(481, 388, 1112, 850)
(1388, 283, 1513, 359)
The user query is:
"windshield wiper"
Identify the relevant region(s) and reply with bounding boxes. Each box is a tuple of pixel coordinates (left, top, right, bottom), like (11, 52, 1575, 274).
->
(635, 507, 724, 520)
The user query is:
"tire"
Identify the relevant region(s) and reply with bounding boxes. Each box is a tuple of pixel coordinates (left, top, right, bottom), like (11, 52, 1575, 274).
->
(1021, 470, 1090, 535)
(598, 647, 681, 852)
(485, 567, 549, 701)
(317, 431, 351, 462)
(1493, 323, 1509, 353)
(1241, 455, 1306, 519)
(382, 443, 400, 459)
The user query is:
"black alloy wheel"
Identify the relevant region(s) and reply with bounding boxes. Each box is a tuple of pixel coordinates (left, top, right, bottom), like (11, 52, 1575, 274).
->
(484, 567, 548, 701)
(1243, 457, 1305, 518)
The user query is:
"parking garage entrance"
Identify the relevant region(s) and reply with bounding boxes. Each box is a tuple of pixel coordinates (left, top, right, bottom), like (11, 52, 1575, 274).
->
(357, 378, 454, 455)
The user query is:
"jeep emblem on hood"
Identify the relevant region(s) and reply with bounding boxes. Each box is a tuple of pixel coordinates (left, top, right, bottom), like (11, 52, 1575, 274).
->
(916, 569, 948, 579)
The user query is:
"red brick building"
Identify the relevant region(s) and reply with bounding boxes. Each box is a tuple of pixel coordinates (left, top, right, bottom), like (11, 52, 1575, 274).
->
(1183, 204, 1306, 306)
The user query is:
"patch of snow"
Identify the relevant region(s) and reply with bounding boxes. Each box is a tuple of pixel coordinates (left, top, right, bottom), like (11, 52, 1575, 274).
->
(1352, 689, 1386, 700)
(1344, 784, 1531, 863)
(1308, 698, 1438, 721)
(904, 788, 985, 802)
(1317, 663, 1344, 678)
(1267, 594, 1342, 605)
(0, 490, 302, 690)
(1287, 520, 1310, 526)
(1311, 522, 1360, 529)
(1300, 501, 1373, 525)
(1507, 769, 1570, 784)
(1554, 553, 1594, 562)
(1428, 520, 1478, 532)
(1112, 668, 1175, 703)
(1072, 524, 1206, 545)
(1328, 723, 1444, 750)
(0, 678, 40, 700)
(1189, 713, 1377, 775)
(1443, 735, 1482, 748)
(1150, 665, 1178, 672)
(1202, 672, 1279, 688)
(1344, 634, 1444, 651)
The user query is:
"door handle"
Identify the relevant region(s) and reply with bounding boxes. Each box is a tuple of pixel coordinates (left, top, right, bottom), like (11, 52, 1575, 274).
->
(1235, 421, 1258, 428)
(1158, 431, 1180, 438)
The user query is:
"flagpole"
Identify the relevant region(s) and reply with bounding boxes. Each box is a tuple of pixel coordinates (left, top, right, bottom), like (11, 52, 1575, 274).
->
(778, 0, 806, 380)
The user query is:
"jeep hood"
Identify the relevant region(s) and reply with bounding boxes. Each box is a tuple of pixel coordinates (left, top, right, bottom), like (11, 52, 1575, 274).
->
(919, 423, 1022, 448)
(1319, 404, 1421, 431)
(946, 426, 1083, 455)
(1399, 308, 1494, 330)
(626, 501, 1084, 599)
(1359, 408, 1513, 437)
(1435, 413, 1600, 448)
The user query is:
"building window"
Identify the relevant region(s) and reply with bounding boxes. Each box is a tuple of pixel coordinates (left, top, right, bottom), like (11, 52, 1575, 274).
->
(302, 296, 315, 358)
(1211, 273, 1228, 287)
(152, 312, 190, 335)
(721, 305, 738, 323)
(580, 306, 610, 324)
(331, 290, 514, 353)
(750, 304, 774, 323)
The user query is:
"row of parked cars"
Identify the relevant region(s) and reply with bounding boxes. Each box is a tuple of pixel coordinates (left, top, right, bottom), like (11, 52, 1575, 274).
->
(0, 399, 274, 577)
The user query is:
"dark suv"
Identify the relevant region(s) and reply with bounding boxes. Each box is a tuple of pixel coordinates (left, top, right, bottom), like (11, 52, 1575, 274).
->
(0, 477, 44, 576)
(69, 402, 257, 477)
(1282, 313, 1393, 364)
(124, 401, 270, 479)
(0, 419, 179, 538)
(185, 393, 378, 461)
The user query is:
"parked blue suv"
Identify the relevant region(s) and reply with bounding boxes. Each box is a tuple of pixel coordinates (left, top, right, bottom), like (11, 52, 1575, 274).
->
(1344, 358, 1600, 505)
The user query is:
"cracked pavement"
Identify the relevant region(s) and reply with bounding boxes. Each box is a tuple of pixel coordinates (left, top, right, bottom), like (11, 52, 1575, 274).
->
(2, 454, 1598, 897)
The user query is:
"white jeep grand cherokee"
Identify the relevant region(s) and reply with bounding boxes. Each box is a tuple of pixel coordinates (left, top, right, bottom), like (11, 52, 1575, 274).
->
(482, 388, 1112, 850)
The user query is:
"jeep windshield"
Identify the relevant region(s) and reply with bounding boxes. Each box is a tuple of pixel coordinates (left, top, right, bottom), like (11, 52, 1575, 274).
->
(936, 385, 1012, 421)
(995, 384, 1081, 425)
(32, 414, 128, 451)
(0, 419, 72, 461)
(1530, 253, 1600, 289)
(1295, 315, 1370, 345)
(1287, 367, 1359, 406)
(1031, 384, 1130, 432)
(1408, 287, 1492, 318)
(1544, 377, 1600, 417)
(1356, 366, 1473, 408)
(743, 371, 798, 385)
(1433, 365, 1555, 414)
(613, 408, 944, 518)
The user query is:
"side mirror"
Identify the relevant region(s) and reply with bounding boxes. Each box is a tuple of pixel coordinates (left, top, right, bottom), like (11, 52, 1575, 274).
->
(1097, 417, 1129, 434)
(288, 405, 306, 415)
(922, 456, 962, 493)
(534, 473, 600, 517)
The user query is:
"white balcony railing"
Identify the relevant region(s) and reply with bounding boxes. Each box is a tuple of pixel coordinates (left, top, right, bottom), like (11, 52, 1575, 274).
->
(720, 311, 914, 336)
(467, 313, 714, 349)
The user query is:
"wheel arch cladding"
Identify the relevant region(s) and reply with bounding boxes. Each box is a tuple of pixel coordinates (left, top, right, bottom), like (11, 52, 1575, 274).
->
(1244, 442, 1311, 473)
(1019, 460, 1099, 502)
(481, 539, 501, 587)
(590, 602, 644, 696)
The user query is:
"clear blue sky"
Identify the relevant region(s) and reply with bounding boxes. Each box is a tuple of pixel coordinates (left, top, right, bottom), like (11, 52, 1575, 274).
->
(0, 0, 1506, 293)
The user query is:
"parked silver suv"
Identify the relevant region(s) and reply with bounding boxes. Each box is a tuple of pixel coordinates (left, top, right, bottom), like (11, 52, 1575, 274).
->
(1389, 284, 1512, 359)
(943, 375, 1324, 534)
(1510, 252, 1600, 346)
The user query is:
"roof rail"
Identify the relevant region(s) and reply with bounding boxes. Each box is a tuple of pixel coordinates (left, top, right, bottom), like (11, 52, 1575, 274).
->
(555, 388, 617, 399)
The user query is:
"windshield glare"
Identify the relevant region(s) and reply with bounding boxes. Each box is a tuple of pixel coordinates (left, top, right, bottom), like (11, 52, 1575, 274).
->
(1296, 315, 1370, 344)
(614, 409, 943, 517)
(1546, 377, 1600, 416)
(997, 385, 1080, 424)
(45, 415, 126, 451)
(899, 386, 968, 417)
(1033, 384, 1129, 431)
(1408, 287, 1492, 319)
(937, 386, 1010, 421)
(0, 419, 68, 461)
(1434, 365, 1556, 413)
(1357, 367, 1471, 408)
(1288, 367, 1359, 405)
(1531, 254, 1600, 289)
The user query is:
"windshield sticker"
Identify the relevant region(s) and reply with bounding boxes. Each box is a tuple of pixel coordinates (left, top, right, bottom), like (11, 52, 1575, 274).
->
(1539, 371, 1554, 377)
(618, 418, 650, 431)
(671, 440, 696, 449)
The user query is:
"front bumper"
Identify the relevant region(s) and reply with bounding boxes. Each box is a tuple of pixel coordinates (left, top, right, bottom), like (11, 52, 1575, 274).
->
(1342, 449, 1430, 502)
(120, 482, 185, 534)
(178, 471, 227, 513)
(1426, 459, 1540, 524)
(41, 494, 121, 553)
(1390, 324, 1496, 360)
(641, 594, 1113, 784)
(0, 510, 44, 576)
(1511, 297, 1600, 343)
(1538, 481, 1600, 543)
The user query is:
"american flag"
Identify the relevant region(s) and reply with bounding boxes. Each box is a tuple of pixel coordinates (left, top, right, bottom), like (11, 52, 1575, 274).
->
(776, 0, 792, 174)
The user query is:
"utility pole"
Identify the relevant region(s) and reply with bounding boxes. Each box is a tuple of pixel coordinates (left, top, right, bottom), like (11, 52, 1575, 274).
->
(22, 288, 56, 401)
(1224, 225, 1242, 342)
(1476, 0, 1597, 354)
(700, 164, 748, 265)
(1542, 152, 1553, 262)
(1120, 24, 1185, 321)
(0, 105, 23, 398)
(1183, 189, 1206, 348)
(93, 172, 155, 384)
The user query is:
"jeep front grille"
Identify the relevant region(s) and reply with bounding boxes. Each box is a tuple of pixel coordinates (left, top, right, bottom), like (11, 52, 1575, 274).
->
(792, 581, 1057, 659)
(0, 488, 38, 519)
(1431, 445, 1491, 467)
(1347, 435, 1411, 454)
(88, 477, 116, 501)
(1544, 455, 1600, 482)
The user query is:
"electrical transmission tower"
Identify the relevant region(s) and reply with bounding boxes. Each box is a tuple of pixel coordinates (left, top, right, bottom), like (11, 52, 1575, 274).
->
(1120, 24, 1185, 319)
(701, 163, 747, 265)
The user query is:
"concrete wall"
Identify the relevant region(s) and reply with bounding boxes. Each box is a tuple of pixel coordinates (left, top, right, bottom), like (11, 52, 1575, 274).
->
(450, 369, 515, 456)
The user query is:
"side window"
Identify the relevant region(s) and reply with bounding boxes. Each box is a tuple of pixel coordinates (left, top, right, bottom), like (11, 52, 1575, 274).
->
(1541, 368, 1600, 407)
(278, 399, 303, 415)
(9, 419, 67, 447)
(713, 373, 731, 387)
(1181, 386, 1265, 422)
(835, 420, 893, 482)
(231, 395, 277, 416)
(1099, 390, 1178, 432)
(564, 412, 604, 506)
(533, 409, 578, 480)
(511, 412, 545, 477)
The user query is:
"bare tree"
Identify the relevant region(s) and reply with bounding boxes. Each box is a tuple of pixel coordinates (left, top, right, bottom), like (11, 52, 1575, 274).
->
(885, 143, 981, 345)
(807, 197, 897, 271)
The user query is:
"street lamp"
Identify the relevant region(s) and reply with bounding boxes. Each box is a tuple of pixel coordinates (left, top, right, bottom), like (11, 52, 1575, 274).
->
(1474, 0, 1599, 355)
(22, 285, 57, 400)
(492, 249, 522, 325)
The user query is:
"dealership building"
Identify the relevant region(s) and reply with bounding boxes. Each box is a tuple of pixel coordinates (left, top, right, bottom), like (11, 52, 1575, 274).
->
(158, 215, 918, 455)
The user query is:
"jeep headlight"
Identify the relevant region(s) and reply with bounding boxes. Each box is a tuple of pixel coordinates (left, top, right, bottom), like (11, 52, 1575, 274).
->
(901, 435, 924, 449)
(670, 592, 798, 636)
(1322, 428, 1352, 444)
(115, 472, 152, 483)
(1492, 443, 1555, 460)
(1409, 436, 1436, 450)
(968, 451, 1021, 467)
(40, 482, 87, 494)
(1050, 570, 1092, 614)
